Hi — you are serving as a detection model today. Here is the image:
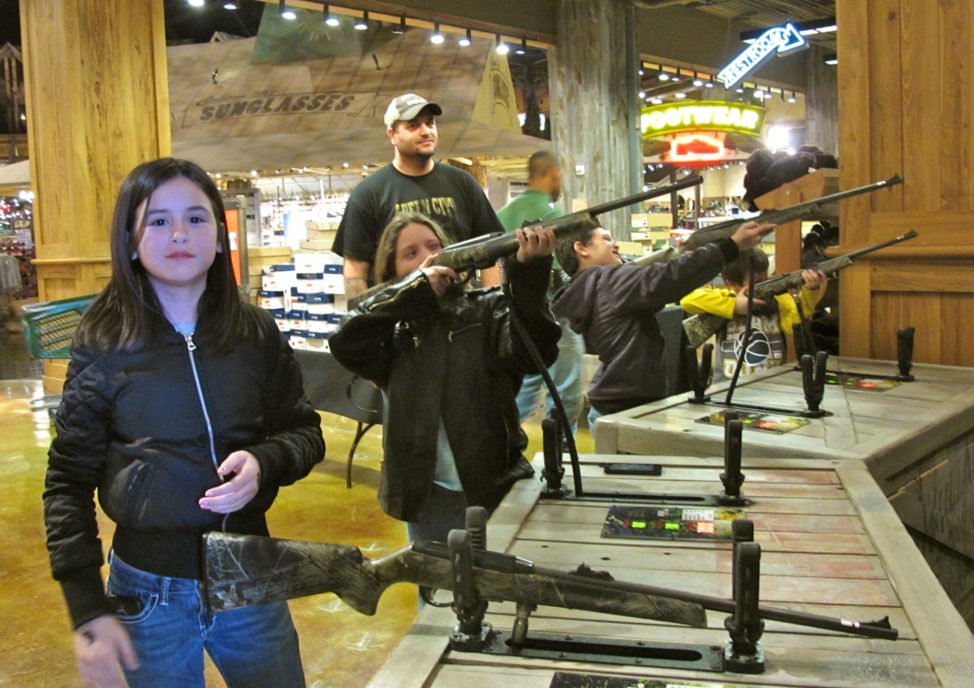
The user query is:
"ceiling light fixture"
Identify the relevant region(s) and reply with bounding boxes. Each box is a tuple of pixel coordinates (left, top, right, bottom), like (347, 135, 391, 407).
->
(323, 4, 340, 27)
(515, 37, 527, 55)
(354, 11, 369, 31)
(692, 71, 703, 87)
(495, 34, 509, 55)
(458, 28, 471, 47)
(787, 91, 797, 103)
(223, 2, 239, 9)
(188, 0, 205, 7)
(279, 0, 296, 20)
(430, 22, 444, 44)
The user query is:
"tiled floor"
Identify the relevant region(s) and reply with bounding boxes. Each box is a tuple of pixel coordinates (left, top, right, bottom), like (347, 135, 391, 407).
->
(0, 358, 592, 687)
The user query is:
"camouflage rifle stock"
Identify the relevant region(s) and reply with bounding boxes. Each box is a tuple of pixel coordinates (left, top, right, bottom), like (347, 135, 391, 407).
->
(347, 175, 703, 308)
(634, 174, 903, 267)
(683, 229, 918, 347)
(204, 532, 898, 640)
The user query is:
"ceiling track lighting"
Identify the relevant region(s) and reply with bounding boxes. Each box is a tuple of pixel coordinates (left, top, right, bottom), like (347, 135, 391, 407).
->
(279, 0, 296, 21)
(354, 11, 369, 31)
(392, 14, 407, 35)
(323, 3, 340, 27)
(495, 34, 509, 55)
(515, 37, 527, 55)
(430, 22, 445, 45)
(458, 28, 472, 47)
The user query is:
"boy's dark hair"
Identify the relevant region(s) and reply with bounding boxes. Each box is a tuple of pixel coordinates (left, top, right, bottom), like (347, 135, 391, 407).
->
(721, 247, 770, 286)
(555, 226, 597, 277)
(76, 157, 258, 353)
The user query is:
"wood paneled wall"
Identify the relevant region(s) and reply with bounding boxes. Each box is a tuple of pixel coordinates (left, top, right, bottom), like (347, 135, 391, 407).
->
(20, 0, 170, 389)
(837, 0, 974, 366)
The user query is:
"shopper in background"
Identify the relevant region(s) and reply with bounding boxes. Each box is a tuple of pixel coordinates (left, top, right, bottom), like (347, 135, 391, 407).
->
(331, 93, 504, 297)
(496, 151, 584, 441)
(551, 221, 774, 427)
(43, 158, 324, 688)
(681, 247, 827, 382)
(330, 212, 560, 545)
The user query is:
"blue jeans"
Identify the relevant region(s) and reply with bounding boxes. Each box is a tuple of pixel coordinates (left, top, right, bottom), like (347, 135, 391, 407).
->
(516, 318, 584, 432)
(107, 552, 305, 688)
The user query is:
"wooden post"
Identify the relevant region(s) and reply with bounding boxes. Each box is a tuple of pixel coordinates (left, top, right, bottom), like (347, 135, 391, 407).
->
(19, 0, 171, 390)
(549, 0, 636, 240)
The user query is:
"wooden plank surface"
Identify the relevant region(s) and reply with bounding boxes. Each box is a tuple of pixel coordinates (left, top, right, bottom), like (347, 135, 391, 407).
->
(369, 452, 974, 688)
(594, 358, 974, 480)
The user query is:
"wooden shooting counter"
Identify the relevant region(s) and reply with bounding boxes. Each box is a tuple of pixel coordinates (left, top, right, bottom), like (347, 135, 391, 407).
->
(368, 452, 974, 687)
(592, 356, 974, 630)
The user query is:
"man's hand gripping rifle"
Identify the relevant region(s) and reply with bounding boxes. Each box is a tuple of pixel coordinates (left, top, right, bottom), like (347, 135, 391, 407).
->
(683, 228, 919, 348)
(634, 174, 903, 267)
(203, 530, 899, 642)
(348, 175, 704, 308)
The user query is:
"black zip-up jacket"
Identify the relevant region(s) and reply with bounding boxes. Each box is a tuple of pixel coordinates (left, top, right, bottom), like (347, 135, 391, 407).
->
(551, 240, 739, 413)
(43, 306, 324, 628)
(329, 256, 560, 522)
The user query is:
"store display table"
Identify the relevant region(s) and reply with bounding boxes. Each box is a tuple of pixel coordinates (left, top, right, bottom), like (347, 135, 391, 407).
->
(293, 349, 383, 487)
(368, 453, 974, 687)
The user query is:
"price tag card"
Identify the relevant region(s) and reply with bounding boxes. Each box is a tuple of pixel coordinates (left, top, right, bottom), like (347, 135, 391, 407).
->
(826, 372, 901, 391)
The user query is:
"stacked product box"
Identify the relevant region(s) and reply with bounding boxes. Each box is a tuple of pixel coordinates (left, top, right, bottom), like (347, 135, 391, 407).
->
(290, 251, 345, 351)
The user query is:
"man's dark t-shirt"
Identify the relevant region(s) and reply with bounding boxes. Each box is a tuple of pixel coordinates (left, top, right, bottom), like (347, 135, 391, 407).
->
(331, 162, 505, 272)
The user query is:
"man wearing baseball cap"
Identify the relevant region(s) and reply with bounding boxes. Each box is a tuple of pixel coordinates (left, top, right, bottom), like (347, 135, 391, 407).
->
(332, 93, 504, 296)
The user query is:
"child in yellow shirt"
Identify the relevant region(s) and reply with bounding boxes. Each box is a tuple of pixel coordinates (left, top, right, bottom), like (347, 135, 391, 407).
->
(681, 247, 826, 382)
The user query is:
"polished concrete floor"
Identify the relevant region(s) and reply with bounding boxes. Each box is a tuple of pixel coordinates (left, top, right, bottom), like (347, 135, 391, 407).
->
(0, 334, 593, 687)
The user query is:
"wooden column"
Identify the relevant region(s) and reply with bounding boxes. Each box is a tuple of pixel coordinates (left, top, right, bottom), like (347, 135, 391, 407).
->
(837, 0, 974, 366)
(19, 0, 171, 390)
(548, 0, 635, 240)
(804, 45, 838, 156)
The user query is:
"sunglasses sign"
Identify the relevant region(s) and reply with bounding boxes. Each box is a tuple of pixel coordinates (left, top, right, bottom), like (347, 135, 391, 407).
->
(717, 23, 807, 90)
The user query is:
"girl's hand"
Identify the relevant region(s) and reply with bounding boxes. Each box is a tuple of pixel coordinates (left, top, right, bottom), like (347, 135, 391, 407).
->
(515, 227, 556, 262)
(200, 451, 261, 513)
(74, 614, 138, 688)
(419, 254, 459, 297)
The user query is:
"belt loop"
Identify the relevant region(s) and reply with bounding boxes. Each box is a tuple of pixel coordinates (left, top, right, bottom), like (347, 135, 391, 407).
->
(160, 577, 171, 606)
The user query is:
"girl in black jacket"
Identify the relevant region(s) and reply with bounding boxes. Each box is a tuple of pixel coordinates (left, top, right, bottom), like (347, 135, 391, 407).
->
(43, 158, 324, 688)
(330, 212, 559, 547)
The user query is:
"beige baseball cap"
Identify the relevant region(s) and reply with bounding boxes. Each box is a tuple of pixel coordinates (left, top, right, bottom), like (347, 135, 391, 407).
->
(383, 93, 442, 129)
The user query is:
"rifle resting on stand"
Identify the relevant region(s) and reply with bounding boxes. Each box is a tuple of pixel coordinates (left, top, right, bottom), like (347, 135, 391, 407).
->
(205, 528, 897, 673)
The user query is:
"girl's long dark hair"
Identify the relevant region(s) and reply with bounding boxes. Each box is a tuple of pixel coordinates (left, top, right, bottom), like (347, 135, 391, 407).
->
(75, 157, 259, 353)
(372, 212, 452, 283)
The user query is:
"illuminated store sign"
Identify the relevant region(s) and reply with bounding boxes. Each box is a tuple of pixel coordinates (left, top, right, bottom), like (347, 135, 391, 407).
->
(641, 101, 766, 138)
(717, 23, 806, 89)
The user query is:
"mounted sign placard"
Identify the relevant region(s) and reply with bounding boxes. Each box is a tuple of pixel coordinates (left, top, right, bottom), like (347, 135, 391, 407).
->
(640, 101, 766, 139)
(717, 23, 807, 89)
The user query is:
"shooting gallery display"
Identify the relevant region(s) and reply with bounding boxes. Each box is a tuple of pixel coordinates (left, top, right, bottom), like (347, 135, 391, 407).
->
(601, 505, 745, 541)
(695, 410, 810, 434)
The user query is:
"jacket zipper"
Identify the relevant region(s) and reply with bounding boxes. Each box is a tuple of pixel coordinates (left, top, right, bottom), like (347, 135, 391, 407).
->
(184, 333, 230, 531)
(448, 323, 482, 342)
